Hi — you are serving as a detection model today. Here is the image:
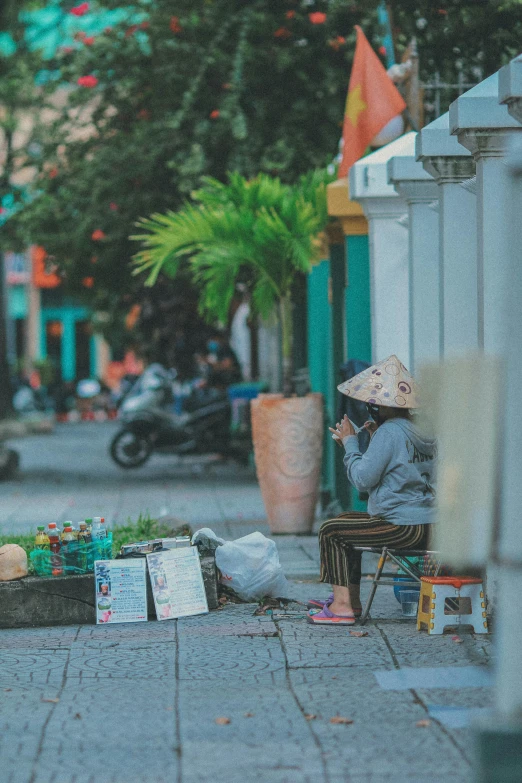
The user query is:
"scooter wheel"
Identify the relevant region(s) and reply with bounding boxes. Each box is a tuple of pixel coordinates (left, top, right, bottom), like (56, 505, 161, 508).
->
(109, 429, 153, 468)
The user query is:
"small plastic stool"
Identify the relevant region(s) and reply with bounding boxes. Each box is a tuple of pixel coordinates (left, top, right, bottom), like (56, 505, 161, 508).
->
(417, 576, 488, 635)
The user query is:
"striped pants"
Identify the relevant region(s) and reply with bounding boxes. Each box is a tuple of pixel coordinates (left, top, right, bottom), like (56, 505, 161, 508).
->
(319, 512, 430, 587)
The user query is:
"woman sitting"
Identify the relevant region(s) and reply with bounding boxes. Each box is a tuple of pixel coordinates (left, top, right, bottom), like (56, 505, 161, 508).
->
(308, 355, 436, 626)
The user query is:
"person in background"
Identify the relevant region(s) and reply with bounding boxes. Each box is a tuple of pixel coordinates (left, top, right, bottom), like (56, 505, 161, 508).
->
(202, 328, 242, 389)
(307, 355, 436, 626)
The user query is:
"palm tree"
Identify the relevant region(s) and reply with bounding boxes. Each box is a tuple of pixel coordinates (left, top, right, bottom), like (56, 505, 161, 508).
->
(132, 170, 332, 394)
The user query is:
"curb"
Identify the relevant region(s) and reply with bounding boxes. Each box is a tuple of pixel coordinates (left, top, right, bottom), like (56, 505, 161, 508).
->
(56, 410, 119, 424)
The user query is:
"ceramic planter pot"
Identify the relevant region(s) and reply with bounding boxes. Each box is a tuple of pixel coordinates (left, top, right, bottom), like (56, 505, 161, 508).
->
(251, 393, 323, 534)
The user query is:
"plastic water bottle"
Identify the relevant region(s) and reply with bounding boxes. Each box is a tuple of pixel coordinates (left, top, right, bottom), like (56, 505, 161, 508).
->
(91, 517, 107, 541)
(47, 523, 63, 576)
(91, 517, 109, 559)
(78, 522, 93, 571)
(100, 517, 111, 558)
(78, 521, 92, 572)
(61, 524, 77, 571)
(78, 521, 92, 545)
(35, 525, 50, 551)
(61, 521, 74, 542)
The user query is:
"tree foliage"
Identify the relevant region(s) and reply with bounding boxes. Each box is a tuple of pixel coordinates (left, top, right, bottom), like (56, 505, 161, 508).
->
(2, 0, 521, 334)
(133, 170, 333, 391)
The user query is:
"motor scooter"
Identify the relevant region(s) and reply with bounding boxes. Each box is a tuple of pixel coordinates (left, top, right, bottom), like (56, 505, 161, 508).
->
(109, 363, 250, 468)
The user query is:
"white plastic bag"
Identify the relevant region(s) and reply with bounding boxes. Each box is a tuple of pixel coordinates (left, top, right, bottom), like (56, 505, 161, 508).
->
(215, 532, 291, 601)
(191, 528, 225, 551)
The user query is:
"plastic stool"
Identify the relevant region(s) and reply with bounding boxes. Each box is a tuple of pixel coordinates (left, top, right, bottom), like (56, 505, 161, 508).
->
(417, 576, 488, 635)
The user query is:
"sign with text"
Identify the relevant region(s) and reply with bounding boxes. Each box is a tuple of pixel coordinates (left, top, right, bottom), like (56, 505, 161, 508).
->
(94, 559, 148, 624)
(4, 251, 30, 285)
(147, 547, 208, 621)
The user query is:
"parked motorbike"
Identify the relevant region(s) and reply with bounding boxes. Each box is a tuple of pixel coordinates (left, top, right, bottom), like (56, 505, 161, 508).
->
(109, 363, 251, 469)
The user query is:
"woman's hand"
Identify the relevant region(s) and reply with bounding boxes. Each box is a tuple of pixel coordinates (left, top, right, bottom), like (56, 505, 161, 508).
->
(329, 414, 355, 447)
(363, 420, 378, 437)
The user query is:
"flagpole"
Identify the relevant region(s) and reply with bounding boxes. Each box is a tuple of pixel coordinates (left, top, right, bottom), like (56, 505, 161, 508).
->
(377, 2, 395, 69)
(405, 37, 423, 130)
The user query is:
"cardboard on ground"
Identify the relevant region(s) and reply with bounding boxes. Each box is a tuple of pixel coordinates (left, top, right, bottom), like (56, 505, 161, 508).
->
(94, 558, 148, 624)
(147, 547, 209, 621)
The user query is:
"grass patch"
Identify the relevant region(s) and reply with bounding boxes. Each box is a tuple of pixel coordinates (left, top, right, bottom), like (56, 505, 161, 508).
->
(111, 513, 192, 553)
(0, 514, 192, 574)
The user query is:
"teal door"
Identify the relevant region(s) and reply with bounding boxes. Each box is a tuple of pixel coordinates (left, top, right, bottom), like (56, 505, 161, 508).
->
(344, 233, 371, 511)
(41, 306, 95, 382)
(307, 234, 371, 514)
(346, 235, 371, 365)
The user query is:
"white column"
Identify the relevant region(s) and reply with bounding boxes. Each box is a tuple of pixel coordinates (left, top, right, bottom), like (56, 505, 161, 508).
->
(26, 282, 41, 361)
(388, 161, 440, 370)
(350, 132, 417, 369)
(258, 319, 281, 391)
(455, 132, 515, 354)
(416, 113, 479, 357)
(423, 157, 478, 356)
(449, 70, 522, 356)
(494, 56, 522, 723)
(94, 334, 111, 380)
(496, 135, 522, 720)
(361, 198, 410, 367)
(499, 55, 522, 125)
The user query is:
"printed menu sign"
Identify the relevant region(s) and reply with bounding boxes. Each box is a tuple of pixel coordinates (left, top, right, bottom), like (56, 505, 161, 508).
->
(94, 559, 147, 624)
(147, 547, 209, 621)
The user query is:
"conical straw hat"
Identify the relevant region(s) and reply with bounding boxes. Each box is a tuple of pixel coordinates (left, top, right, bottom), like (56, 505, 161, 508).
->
(337, 355, 420, 409)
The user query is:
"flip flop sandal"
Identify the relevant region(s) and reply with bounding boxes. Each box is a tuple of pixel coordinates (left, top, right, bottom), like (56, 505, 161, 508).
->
(307, 594, 362, 618)
(306, 605, 356, 626)
(307, 593, 334, 610)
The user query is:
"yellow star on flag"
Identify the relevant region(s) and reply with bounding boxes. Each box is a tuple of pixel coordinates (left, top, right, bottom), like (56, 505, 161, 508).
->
(345, 83, 367, 127)
(338, 26, 406, 177)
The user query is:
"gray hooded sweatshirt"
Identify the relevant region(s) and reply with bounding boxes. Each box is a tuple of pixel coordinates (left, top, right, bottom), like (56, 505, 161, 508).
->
(342, 418, 436, 526)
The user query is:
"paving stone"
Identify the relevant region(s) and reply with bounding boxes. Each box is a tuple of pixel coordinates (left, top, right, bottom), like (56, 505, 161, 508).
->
(279, 620, 392, 670)
(287, 668, 473, 780)
(0, 424, 491, 782)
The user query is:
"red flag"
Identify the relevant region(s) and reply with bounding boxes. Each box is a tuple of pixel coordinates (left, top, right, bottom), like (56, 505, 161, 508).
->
(338, 26, 406, 177)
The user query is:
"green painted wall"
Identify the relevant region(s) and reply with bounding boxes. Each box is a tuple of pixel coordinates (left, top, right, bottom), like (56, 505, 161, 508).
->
(345, 234, 371, 364)
(329, 244, 350, 510)
(307, 234, 371, 514)
(345, 233, 371, 512)
(8, 285, 28, 319)
(307, 259, 333, 498)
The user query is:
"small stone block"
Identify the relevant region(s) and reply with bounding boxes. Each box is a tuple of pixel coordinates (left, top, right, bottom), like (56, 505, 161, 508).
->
(0, 573, 95, 628)
(0, 551, 219, 628)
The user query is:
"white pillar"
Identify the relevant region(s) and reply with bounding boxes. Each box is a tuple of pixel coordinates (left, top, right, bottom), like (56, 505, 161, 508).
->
(258, 319, 281, 391)
(416, 113, 479, 357)
(94, 334, 111, 381)
(450, 71, 522, 356)
(495, 134, 522, 722)
(350, 133, 417, 369)
(26, 281, 41, 362)
(363, 199, 410, 366)
(495, 56, 522, 723)
(499, 54, 522, 125)
(388, 155, 440, 370)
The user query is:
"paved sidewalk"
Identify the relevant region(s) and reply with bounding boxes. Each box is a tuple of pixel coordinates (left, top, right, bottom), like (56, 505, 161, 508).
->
(0, 552, 492, 783)
(1, 423, 493, 782)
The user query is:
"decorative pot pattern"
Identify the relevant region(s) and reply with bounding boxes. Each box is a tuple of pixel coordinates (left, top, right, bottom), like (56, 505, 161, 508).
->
(251, 393, 323, 534)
